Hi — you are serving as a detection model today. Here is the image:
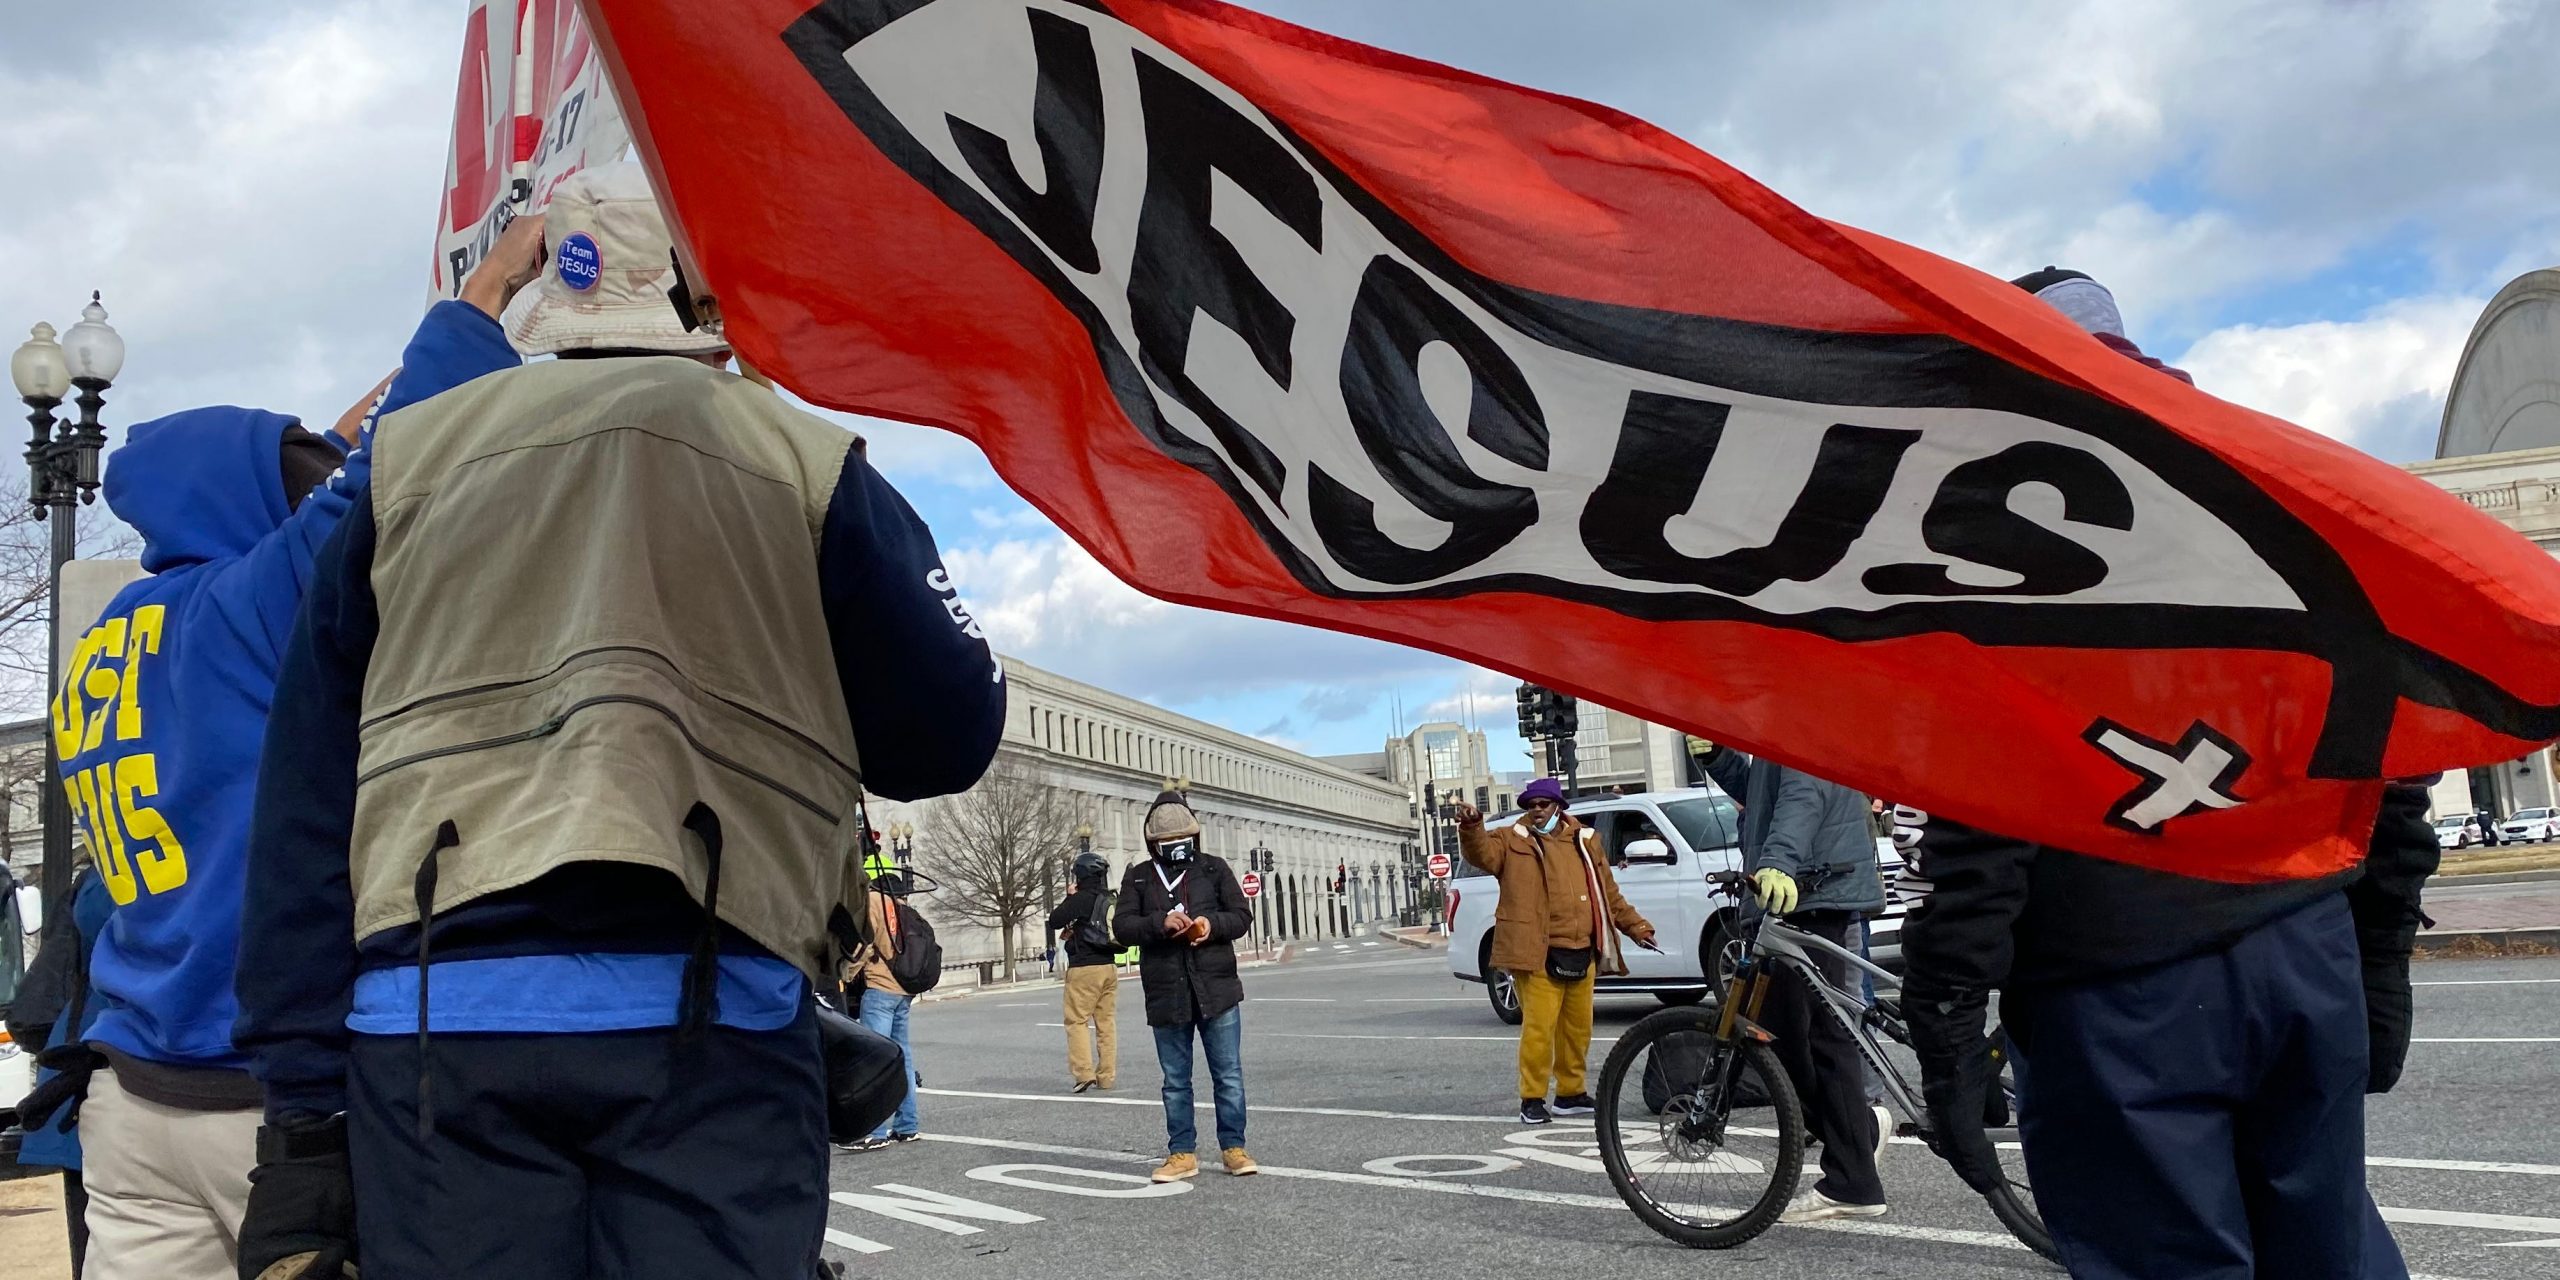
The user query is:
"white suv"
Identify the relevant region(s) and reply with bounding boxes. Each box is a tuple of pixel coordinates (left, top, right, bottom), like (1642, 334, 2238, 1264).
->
(1446, 787, 1907, 1024)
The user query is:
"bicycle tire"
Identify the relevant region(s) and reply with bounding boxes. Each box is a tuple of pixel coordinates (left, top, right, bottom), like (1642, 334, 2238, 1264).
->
(1980, 1026, 2061, 1264)
(1595, 1006, 1804, 1250)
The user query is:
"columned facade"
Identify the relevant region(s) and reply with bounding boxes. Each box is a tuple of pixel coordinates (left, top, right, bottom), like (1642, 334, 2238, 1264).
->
(872, 658, 1412, 968)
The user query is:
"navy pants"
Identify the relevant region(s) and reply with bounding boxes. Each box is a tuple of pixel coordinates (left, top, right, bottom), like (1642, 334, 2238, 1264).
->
(2008, 895, 2407, 1280)
(347, 1007, 828, 1280)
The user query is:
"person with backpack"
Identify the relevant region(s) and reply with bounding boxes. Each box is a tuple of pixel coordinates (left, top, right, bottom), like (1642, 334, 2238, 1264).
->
(843, 852, 940, 1151)
(1046, 850, 1119, 1093)
(1114, 791, 1257, 1182)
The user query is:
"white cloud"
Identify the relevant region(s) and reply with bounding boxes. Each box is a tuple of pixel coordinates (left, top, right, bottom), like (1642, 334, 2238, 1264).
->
(942, 534, 1449, 706)
(2175, 295, 2484, 461)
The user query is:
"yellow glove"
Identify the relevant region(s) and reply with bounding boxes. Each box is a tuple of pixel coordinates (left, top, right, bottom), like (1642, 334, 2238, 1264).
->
(1752, 868, 1799, 915)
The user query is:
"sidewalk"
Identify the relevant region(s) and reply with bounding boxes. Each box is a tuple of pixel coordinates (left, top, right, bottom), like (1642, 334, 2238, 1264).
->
(0, 1174, 69, 1280)
(2419, 878, 2560, 951)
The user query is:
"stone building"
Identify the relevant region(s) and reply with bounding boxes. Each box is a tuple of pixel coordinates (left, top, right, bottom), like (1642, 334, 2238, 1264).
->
(2409, 268, 2560, 821)
(872, 657, 1416, 970)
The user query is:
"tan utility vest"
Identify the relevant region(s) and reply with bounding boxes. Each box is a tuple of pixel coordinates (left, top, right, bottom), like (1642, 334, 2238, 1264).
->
(351, 357, 867, 979)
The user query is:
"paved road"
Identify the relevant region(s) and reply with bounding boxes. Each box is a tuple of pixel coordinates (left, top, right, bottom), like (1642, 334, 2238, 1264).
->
(827, 948, 2560, 1278)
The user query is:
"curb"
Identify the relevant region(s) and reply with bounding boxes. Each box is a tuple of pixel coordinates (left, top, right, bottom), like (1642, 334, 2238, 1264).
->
(1381, 928, 1447, 951)
(2436, 868, 2560, 888)
(2415, 926, 2560, 952)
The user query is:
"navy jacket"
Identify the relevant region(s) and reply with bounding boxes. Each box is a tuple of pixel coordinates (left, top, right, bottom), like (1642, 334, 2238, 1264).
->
(1703, 748, 1884, 915)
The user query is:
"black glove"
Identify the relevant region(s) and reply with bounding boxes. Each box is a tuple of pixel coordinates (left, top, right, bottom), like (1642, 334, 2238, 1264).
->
(238, 1115, 358, 1280)
(1905, 983, 2005, 1196)
(16, 1043, 105, 1131)
(2350, 785, 2440, 1095)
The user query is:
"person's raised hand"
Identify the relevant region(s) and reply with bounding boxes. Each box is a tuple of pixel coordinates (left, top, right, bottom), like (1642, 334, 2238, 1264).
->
(459, 211, 548, 321)
(1451, 802, 1482, 828)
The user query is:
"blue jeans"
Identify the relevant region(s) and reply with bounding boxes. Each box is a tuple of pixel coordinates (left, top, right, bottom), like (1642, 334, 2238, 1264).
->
(857, 991, 920, 1139)
(1152, 1005, 1246, 1154)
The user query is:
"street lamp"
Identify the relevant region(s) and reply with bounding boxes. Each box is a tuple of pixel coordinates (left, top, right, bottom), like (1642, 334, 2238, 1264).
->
(13, 294, 122, 922)
(886, 820, 915, 870)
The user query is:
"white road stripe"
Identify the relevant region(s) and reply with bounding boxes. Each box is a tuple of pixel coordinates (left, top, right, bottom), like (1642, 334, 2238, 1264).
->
(905, 1129, 2500, 1272)
(920, 1087, 1549, 1124)
(2369, 1156, 2560, 1177)
(1365, 997, 1480, 1003)
(822, 1228, 892, 1254)
(2413, 1037, 2560, 1043)
(2412, 978, 2560, 986)
(1249, 997, 1337, 1003)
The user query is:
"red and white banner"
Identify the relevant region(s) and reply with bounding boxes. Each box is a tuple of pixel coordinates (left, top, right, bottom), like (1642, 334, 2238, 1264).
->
(433, 0, 630, 299)
(582, 0, 2560, 881)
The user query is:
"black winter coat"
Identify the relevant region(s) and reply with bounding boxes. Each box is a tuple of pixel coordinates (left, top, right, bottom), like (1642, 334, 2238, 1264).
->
(1113, 855, 1253, 1027)
(1045, 883, 1120, 968)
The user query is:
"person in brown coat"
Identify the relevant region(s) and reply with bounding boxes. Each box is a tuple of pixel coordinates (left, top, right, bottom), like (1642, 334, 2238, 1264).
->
(1455, 778, 1656, 1124)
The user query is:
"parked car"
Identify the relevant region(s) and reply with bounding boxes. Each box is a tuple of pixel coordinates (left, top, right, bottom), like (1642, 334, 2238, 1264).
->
(2500, 808, 2560, 843)
(1447, 787, 1907, 1024)
(1, 877, 33, 1168)
(2435, 814, 2483, 850)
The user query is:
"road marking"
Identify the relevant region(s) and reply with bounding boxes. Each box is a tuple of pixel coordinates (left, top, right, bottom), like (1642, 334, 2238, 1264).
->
(2487, 1239, 2560, 1249)
(967, 1164, 1190, 1199)
(1333, 945, 1353, 952)
(1365, 997, 1480, 1003)
(2383, 1207, 2560, 1235)
(920, 1087, 1541, 1124)
(1362, 1154, 1522, 1178)
(908, 1131, 2495, 1272)
(828, 1185, 1043, 1235)
(1248, 997, 1337, 1003)
(822, 1229, 891, 1254)
(2412, 1037, 2560, 1043)
(2412, 978, 2560, 986)
(2369, 1156, 2560, 1176)
(1362, 942, 1383, 948)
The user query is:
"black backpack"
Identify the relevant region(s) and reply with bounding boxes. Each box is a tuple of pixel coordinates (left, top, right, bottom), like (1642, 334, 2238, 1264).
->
(885, 899, 944, 995)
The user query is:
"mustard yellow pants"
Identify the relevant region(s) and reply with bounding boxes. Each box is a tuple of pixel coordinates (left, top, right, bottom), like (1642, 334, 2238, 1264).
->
(1513, 969, 1596, 1100)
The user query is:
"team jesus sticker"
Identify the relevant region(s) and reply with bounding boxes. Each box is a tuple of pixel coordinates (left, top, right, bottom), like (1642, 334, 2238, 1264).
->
(556, 231, 603, 292)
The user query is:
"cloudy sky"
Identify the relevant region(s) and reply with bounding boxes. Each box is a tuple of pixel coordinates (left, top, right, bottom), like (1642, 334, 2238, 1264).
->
(6, 0, 2554, 765)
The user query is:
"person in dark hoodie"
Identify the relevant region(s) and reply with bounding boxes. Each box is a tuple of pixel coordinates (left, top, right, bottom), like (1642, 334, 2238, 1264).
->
(38, 213, 545, 1280)
(1046, 849, 1119, 1093)
(1899, 267, 2424, 1280)
(232, 163, 1005, 1280)
(1114, 791, 1256, 1183)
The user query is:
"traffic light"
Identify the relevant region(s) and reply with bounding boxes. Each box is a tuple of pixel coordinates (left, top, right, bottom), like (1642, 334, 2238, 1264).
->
(1551, 693, 1578, 738)
(1515, 683, 1544, 739)
(1515, 683, 1578, 741)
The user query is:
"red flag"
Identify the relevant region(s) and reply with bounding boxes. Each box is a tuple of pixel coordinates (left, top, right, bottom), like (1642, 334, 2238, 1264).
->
(582, 0, 2560, 880)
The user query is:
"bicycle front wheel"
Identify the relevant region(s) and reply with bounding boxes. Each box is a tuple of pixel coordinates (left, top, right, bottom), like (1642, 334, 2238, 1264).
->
(1595, 1005, 1804, 1249)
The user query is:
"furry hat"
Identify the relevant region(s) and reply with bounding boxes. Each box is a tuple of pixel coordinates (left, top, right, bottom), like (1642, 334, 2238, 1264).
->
(1143, 790, 1201, 844)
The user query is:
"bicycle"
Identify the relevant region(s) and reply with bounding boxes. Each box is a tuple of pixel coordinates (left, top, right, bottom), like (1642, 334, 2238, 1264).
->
(1592, 871, 2056, 1261)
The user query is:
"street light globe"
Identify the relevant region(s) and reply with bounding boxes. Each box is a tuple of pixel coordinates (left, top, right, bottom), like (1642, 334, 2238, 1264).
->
(10, 322, 70, 401)
(60, 294, 123, 385)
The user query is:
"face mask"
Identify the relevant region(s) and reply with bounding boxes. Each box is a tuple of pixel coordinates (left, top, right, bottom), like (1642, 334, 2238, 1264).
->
(1536, 813, 1561, 834)
(1153, 837, 1197, 865)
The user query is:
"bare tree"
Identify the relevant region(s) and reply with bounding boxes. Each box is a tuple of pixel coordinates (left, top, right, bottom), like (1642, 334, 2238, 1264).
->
(926, 756, 1082, 983)
(0, 471, 140, 715)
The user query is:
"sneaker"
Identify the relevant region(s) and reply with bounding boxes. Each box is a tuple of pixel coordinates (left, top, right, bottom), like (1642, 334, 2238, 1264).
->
(1780, 1188, 1888, 1223)
(1222, 1147, 1260, 1176)
(1073, 1080, 1096, 1094)
(1152, 1152, 1200, 1183)
(1550, 1094, 1596, 1118)
(835, 1136, 894, 1153)
(889, 1132, 923, 1144)
(1871, 1104, 1894, 1164)
(1519, 1098, 1552, 1125)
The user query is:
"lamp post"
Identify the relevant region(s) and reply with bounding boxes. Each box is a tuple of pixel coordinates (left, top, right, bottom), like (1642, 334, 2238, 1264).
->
(886, 820, 915, 871)
(13, 295, 123, 922)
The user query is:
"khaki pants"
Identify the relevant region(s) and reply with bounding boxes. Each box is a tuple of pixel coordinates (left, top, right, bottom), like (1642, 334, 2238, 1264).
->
(1063, 965, 1119, 1087)
(1514, 969, 1596, 1100)
(80, 1069, 259, 1280)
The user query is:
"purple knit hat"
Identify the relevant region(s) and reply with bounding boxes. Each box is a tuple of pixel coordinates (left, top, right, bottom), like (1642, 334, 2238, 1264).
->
(1520, 777, 1566, 806)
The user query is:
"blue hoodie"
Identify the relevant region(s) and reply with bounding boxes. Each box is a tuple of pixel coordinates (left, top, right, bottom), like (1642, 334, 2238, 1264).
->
(60, 301, 515, 1074)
